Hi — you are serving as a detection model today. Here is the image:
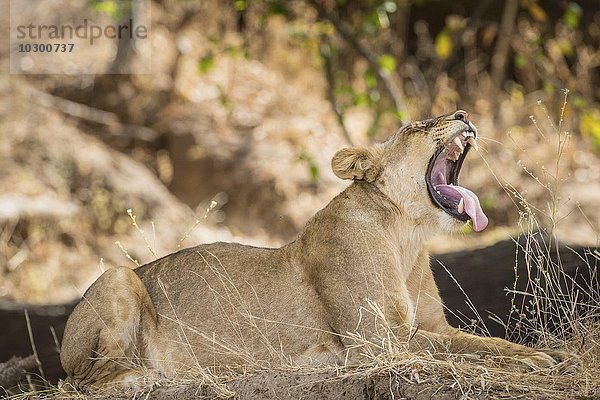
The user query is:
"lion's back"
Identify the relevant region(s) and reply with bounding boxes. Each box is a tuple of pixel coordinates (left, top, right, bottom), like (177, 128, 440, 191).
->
(134, 242, 286, 309)
(131, 242, 330, 364)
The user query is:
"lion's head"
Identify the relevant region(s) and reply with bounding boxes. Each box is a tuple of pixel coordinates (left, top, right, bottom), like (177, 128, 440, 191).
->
(332, 110, 488, 233)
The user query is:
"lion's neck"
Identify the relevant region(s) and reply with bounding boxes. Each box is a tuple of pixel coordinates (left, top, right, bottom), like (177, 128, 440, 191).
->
(345, 182, 431, 277)
(356, 181, 436, 237)
(352, 181, 432, 244)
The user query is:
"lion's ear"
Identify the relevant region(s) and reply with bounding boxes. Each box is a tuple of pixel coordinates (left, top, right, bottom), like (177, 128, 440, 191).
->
(331, 146, 383, 182)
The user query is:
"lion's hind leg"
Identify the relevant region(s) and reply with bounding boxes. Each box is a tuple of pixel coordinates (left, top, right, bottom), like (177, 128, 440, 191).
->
(60, 267, 160, 390)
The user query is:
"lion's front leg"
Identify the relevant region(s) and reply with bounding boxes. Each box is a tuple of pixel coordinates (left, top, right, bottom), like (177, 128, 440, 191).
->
(405, 252, 579, 372)
(440, 328, 579, 372)
(346, 321, 576, 372)
(398, 326, 579, 373)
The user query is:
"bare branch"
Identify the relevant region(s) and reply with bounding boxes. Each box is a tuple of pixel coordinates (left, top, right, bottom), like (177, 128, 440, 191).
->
(490, 0, 519, 96)
(28, 88, 158, 142)
(308, 0, 410, 125)
(320, 42, 354, 146)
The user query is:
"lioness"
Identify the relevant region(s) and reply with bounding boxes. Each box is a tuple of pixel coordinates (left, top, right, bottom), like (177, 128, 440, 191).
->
(61, 111, 575, 388)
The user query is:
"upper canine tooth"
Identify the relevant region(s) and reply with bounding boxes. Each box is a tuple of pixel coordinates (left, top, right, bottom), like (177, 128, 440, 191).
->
(462, 132, 468, 138)
(458, 198, 464, 213)
(467, 137, 479, 151)
(453, 136, 464, 151)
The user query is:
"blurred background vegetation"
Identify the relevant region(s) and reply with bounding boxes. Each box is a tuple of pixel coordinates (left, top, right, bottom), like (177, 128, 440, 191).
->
(0, 0, 599, 305)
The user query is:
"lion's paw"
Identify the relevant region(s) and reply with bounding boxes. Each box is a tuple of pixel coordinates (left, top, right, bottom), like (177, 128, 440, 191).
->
(538, 348, 581, 374)
(514, 349, 580, 374)
(516, 351, 556, 370)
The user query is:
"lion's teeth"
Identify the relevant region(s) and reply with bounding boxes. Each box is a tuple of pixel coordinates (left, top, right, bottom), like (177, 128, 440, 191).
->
(457, 198, 464, 213)
(462, 132, 468, 138)
(466, 137, 479, 151)
(453, 137, 464, 151)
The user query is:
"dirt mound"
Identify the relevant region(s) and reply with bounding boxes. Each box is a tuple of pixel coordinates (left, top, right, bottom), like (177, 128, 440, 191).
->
(35, 343, 600, 400)
(0, 77, 246, 304)
(130, 370, 461, 400)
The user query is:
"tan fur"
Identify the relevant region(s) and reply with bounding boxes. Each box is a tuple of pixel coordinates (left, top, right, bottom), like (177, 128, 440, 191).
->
(61, 111, 577, 389)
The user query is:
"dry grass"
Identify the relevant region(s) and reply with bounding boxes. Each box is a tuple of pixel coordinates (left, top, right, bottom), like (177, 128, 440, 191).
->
(8, 321, 600, 399)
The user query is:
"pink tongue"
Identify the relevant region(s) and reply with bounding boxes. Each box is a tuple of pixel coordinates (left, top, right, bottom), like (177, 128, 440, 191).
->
(436, 184, 489, 232)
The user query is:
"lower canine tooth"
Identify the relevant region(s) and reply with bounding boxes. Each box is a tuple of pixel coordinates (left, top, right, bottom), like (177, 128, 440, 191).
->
(467, 137, 479, 151)
(458, 198, 464, 213)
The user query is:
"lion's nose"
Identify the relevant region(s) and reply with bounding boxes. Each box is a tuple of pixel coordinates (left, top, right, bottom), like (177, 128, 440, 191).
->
(454, 110, 468, 122)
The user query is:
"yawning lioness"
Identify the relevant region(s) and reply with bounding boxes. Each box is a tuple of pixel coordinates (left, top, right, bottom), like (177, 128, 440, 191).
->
(61, 111, 575, 388)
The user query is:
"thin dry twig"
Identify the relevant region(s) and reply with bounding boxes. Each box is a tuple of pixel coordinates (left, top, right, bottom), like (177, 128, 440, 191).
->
(24, 310, 45, 381)
(308, 0, 410, 124)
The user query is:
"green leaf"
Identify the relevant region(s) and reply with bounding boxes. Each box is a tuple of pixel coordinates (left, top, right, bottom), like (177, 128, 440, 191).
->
(558, 41, 574, 57)
(571, 95, 587, 110)
(461, 220, 474, 234)
(435, 30, 453, 60)
(351, 92, 367, 106)
(91, 0, 129, 19)
(267, 0, 289, 17)
(481, 194, 496, 211)
(219, 88, 232, 109)
(225, 46, 244, 58)
(581, 111, 600, 151)
(564, 2, 582, 29)
(91, 0, 117, 14)
(394, 110, 407, 121)
(296, 149, 320, 183)
(514, 54, 526, 69)
(542, 79, 555, 95)
(362, 10, 379, 35)
(198, 51, 215, 74)
(234, 0, 247, 11)
(378, 54, 397, 74)
(364, 69, 377, 89)
(309, 164, 319, 182)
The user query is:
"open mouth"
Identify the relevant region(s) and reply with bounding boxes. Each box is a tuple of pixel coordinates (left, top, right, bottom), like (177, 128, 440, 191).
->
(425, 129, 489, 232)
